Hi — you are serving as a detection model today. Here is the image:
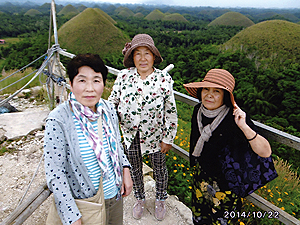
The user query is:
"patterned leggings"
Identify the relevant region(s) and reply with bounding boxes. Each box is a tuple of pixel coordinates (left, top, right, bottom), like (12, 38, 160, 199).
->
(126, 132, 168, 200)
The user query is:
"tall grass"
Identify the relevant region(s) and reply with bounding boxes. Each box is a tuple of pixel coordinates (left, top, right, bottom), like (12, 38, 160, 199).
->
(0, 68, 46, 95)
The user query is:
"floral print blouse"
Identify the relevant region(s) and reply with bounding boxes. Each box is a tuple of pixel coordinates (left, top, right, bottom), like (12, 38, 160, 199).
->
(108, 67, 178, 155)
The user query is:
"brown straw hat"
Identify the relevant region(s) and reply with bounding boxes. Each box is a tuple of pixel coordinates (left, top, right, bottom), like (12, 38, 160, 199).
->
(183, 69, 236, 107)
(122, 34, 163, 68)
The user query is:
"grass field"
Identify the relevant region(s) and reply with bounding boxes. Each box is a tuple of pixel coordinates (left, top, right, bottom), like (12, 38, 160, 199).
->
(0, 37, 23, 46)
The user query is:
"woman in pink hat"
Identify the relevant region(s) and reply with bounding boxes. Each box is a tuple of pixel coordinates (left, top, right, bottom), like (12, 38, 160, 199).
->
(109, 34, 178, 221)
(184, 69, 275, 224)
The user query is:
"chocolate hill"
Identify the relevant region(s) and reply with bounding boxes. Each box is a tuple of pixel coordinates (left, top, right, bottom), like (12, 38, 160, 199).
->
(208, 11, 254, 27)
(57, 8, 129, 57)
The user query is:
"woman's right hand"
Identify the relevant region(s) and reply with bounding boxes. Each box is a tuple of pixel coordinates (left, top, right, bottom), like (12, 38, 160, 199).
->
(71, 218, 82, 225)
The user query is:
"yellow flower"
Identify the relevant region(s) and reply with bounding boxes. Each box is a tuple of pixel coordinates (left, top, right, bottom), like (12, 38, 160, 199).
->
(181, 164, 185, 167)
(284, 192, 288, 195)
(146, 161, 148, 164)
(215, 192, 226, 200)
(187, 168, 189, 170)
(196, 189, 202, 198)
(190, 174, 193, 176)
(189, 186, 192, 189)
(268, 189, 271, 192)
(173, 156, 177, 160)
(277, 198, 283, 202)
(281, 207, 285, 211)
(174, 164, 177, 166)
(179, 142, 184, 146)
(240, 222, 245, 225)
(183, 173, 186, 176)
(175, 136, 179, 140)
(292, 212, 296, 216)
(290, 202, 294, 206)
(174, 170, 177, 173)
(187, 180, 189, 182)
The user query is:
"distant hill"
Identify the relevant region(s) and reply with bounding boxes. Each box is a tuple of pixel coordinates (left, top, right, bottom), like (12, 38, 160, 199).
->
(58, 4, 79, 18)
(208, 12, 254, 27)
(145, 9, 187, 22)
(38, 3, 63, 14)
(198, 9, 230, 21)
(223, 20, 300, 68)
(24, 9, 42, 16)
(134, 12, 144, 18)
(57, 8, 129, 57)
(77, 5, 87, 12)
(115, 6, 134, 18)
(145, 9, 165, 20)
(162, 13, 188, 22)
(133, 6, 149, 15)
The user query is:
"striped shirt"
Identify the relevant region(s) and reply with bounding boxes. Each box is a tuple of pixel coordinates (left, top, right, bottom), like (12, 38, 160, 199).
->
(72, 115, 118, 199)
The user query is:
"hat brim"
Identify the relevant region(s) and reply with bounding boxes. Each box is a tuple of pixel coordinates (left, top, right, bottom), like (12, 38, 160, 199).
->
(123, 43, 163, 68)
(183, 81, 236, 108)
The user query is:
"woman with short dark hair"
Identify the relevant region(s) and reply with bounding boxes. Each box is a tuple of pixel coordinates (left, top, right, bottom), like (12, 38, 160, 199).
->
(44, 53, 132, 225)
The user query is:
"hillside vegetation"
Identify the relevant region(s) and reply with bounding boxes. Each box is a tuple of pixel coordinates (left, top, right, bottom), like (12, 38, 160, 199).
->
(57, 8, 129, 58)
(208, 11, 254, 27)
(223, 20, 300, 69)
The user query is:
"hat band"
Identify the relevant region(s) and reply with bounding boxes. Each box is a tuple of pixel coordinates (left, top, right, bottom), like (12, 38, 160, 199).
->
(204, 78, 233, 92)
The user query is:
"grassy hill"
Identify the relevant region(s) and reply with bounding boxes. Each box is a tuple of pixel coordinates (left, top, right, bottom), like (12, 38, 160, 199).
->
(57, 8, 130, 58)
(94, 8, 116, 24)
(162, 13, 188, 22)
(145, 9, 165, 20)
(115, 6, 134, 18)
(134, 12, 144, 18)
(223, 20, 300, 68)
(24, 9, 41, 16)
(208, 11, 254, 27)
(77, 5, 87, 12)
(58, 4, 79, 18)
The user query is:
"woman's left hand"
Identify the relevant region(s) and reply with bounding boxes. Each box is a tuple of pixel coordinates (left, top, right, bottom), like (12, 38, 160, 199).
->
(233, 104, 247, 129)
(121, 167, 133, 197)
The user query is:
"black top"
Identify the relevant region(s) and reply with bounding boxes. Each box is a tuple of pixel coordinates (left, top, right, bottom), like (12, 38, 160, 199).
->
(189, 103, 258, 190)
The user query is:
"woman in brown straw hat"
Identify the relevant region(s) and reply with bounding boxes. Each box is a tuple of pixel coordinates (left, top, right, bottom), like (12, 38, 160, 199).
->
(184, 69, 276, 224)
(109, 34, 178, 221)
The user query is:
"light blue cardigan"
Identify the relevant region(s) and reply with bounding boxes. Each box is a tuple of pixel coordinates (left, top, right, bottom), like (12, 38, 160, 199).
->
(44, 100, 130, 225)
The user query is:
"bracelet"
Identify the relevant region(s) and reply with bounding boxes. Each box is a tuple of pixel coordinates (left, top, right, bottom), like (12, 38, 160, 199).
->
(247, 132, 258, 141)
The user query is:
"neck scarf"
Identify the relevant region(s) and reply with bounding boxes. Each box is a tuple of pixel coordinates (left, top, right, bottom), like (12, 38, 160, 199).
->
(192, 104, 229, 157)
(69, 93, 122, 198)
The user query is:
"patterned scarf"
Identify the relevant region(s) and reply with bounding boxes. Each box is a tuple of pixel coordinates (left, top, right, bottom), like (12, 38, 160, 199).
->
(69, 92, 122, 197)
(193, 104, 229, 157)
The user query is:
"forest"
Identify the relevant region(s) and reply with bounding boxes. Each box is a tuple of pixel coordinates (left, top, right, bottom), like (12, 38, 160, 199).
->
(0, 3, 300, 173)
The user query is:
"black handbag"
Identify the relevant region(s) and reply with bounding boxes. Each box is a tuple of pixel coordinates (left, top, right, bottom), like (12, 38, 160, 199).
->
(219, 145, 278, 198)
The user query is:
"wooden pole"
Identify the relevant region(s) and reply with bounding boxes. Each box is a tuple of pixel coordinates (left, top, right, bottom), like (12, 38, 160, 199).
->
(0, 182, 50, 225)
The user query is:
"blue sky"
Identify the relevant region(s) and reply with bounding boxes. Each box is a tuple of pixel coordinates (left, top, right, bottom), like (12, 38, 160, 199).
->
(85, 0, 300, 8)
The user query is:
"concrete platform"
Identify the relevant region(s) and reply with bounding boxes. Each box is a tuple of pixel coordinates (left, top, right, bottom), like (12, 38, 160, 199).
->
(0, 109, 49, 140)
